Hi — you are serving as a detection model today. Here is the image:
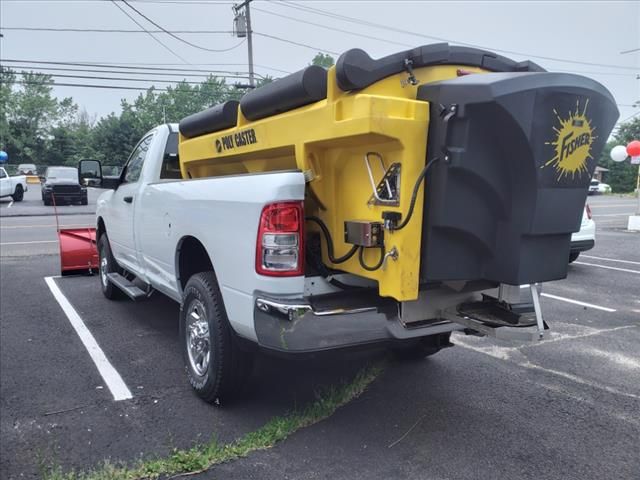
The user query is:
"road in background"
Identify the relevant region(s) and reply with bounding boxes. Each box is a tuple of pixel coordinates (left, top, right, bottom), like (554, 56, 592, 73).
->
(588, 194, 638, 230)
(0, 183, 103, 218)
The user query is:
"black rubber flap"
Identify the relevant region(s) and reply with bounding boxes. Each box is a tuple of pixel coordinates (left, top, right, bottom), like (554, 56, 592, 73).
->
(240, 66, 327, 121)
(417, 72, 618, 285)
(336, 43, 545, 91)
(179, 100, 239, 139)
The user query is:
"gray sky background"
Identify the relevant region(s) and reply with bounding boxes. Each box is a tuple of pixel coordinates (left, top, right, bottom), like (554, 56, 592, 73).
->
(1, 0, 639, 125)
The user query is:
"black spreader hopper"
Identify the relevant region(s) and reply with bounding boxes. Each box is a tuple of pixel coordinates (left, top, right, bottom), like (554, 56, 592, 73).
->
(418, 72, 619, 285)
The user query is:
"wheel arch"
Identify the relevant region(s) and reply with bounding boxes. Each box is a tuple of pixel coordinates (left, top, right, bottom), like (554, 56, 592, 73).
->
(175, 235, 215, 294)
(96, 217, 106, 241)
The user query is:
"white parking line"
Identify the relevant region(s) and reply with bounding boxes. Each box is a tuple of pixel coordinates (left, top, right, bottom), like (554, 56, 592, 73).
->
(589, 204, 637, 208)
(580, 255, 640, 266)
(7, 200, 13, 209)
(591, 213, 634, 217)
(540, 293, 617, 312)
(44, 276, 132, 401)
(0, 224, 90, 229)
(574, 261, 640, 275)
(0, 240, 58, 245)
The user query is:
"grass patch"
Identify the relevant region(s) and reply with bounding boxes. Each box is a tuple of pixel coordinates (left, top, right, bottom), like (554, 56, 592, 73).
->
(44, 362, 384, 480)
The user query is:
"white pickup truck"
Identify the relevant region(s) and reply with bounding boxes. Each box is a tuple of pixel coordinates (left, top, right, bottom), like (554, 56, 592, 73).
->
(80, 43, 619, 404)
(0, 167, 27, 202)
(82, 124, 515, 403)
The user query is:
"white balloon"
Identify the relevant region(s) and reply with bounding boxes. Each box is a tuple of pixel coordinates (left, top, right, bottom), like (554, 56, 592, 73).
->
(610, 145, 628, 162)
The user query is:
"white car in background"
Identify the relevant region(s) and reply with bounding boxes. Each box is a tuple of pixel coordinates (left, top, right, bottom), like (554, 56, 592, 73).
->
(569, 205, 595, 263)
(0, 166, 27, 202)
(588, 179, 611, 195)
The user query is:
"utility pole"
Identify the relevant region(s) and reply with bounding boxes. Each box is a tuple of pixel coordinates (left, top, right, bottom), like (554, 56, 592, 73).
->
(233, 0, 255, 88)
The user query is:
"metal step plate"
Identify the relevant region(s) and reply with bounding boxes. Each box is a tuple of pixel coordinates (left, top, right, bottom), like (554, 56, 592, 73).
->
(106, 273, 147, 301)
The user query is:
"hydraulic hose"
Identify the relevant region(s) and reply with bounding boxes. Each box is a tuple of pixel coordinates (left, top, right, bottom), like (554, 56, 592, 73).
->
(306, 216, 358, 264)
(390, 157, 441, 231)
(358, 246, 385, 271)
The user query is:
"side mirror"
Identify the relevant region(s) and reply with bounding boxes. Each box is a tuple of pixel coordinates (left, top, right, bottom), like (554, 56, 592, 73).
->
(39, 176, 46, 183)
(78, 159, 121, 190)
(79, 159, 102, 183)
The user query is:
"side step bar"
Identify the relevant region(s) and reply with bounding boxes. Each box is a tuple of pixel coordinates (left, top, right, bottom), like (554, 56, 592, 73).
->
(106, 273, 149, 301)
(442, 285, 547, 342)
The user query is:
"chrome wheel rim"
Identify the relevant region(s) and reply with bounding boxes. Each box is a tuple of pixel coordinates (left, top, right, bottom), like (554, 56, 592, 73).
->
(186, 299, 210, 377)
(100, 255, 108, 288)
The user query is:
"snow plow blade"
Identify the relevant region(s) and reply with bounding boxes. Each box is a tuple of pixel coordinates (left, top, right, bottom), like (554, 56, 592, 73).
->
(58, 228, 99, 275)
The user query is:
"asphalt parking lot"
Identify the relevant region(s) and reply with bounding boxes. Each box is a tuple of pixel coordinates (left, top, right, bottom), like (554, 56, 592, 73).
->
(1, 187, 639, 479)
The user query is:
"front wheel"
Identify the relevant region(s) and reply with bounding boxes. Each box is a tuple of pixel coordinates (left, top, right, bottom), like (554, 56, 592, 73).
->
(569, 251, 580, 263)
(11, 185, 24, 202)
(180, 272, 253, 405)
(97, 233, 122, 299)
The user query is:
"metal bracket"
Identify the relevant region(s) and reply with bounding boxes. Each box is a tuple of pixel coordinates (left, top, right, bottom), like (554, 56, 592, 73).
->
(529, 284, 545, 339)
(439, 285, 547, 342)
(381, 246, 399, 271)
(364, 152, 401, 206)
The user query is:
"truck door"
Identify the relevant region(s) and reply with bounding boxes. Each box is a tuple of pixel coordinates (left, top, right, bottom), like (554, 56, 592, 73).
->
(108, 133, 154, 272)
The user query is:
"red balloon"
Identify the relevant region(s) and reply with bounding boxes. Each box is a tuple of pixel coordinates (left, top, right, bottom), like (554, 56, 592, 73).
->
(627, 140, 640, 157)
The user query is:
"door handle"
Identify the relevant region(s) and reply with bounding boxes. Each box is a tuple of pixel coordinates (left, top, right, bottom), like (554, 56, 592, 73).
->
(123, 196, 133, 203)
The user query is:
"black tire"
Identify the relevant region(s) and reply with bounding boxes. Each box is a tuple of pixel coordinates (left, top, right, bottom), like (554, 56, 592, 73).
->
(180, 272, 253, 405)
(392, 332, 453, 361)
(11, 185, 24, 202)
(569, 251, 580, 263)
(81, 197, 88, 206)
(97, 233, 123, 300)
(43, 197, 51, 206)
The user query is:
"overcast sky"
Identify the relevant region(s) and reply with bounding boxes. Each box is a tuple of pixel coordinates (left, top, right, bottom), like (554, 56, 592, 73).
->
(1, 0, 639, 124)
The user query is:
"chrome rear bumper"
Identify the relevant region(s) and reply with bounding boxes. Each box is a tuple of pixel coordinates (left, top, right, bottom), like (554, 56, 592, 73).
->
(254, 290, 462, 353)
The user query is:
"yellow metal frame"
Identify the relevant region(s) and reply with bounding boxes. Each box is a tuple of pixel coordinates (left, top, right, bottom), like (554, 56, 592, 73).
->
(179, 65, 485, 301)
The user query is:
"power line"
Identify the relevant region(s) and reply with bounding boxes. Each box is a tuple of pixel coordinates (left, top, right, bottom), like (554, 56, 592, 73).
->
(13, 80, 245, 93)
(0, 57, 291, 74)
(119, 0, 245, 53)
(252, 6, 412, 49)
(13, 71, 251, 84)
(110, 0, 190, 64)
(0, 27, 234, 34)
(253, 31, 339, 55)
(275, 1, 639, 71)
(253, 6, 638, 78)
(0, 59, 254, 74)
(14, 80, 175, 92)
(2, 0, 235, 3)
(3, 63, 256, 78)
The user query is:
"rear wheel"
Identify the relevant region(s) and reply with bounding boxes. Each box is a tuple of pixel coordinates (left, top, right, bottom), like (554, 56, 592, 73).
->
(392, 332, 453, 361)
(569, 251, 580, 263)
(180, 271, 253, 405)
(11, 185, 24, 202)
(81, 196, 88, 206)
(97, 233, 122, 299)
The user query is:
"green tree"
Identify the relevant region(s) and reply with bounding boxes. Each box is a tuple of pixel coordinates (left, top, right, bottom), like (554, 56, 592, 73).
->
(311, 53, 335, 69)
(598, 116, 640, 193)
(1, 69, 78, 165)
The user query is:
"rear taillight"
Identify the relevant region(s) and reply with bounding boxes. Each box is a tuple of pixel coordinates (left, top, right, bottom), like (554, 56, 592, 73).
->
(256, 201, 304, 276)
(585, 204, 592, 220)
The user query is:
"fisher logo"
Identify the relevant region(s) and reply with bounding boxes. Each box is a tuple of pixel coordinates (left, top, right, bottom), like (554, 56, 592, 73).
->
(214, 128, 258, 153)
(542, 99, 596, 180)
